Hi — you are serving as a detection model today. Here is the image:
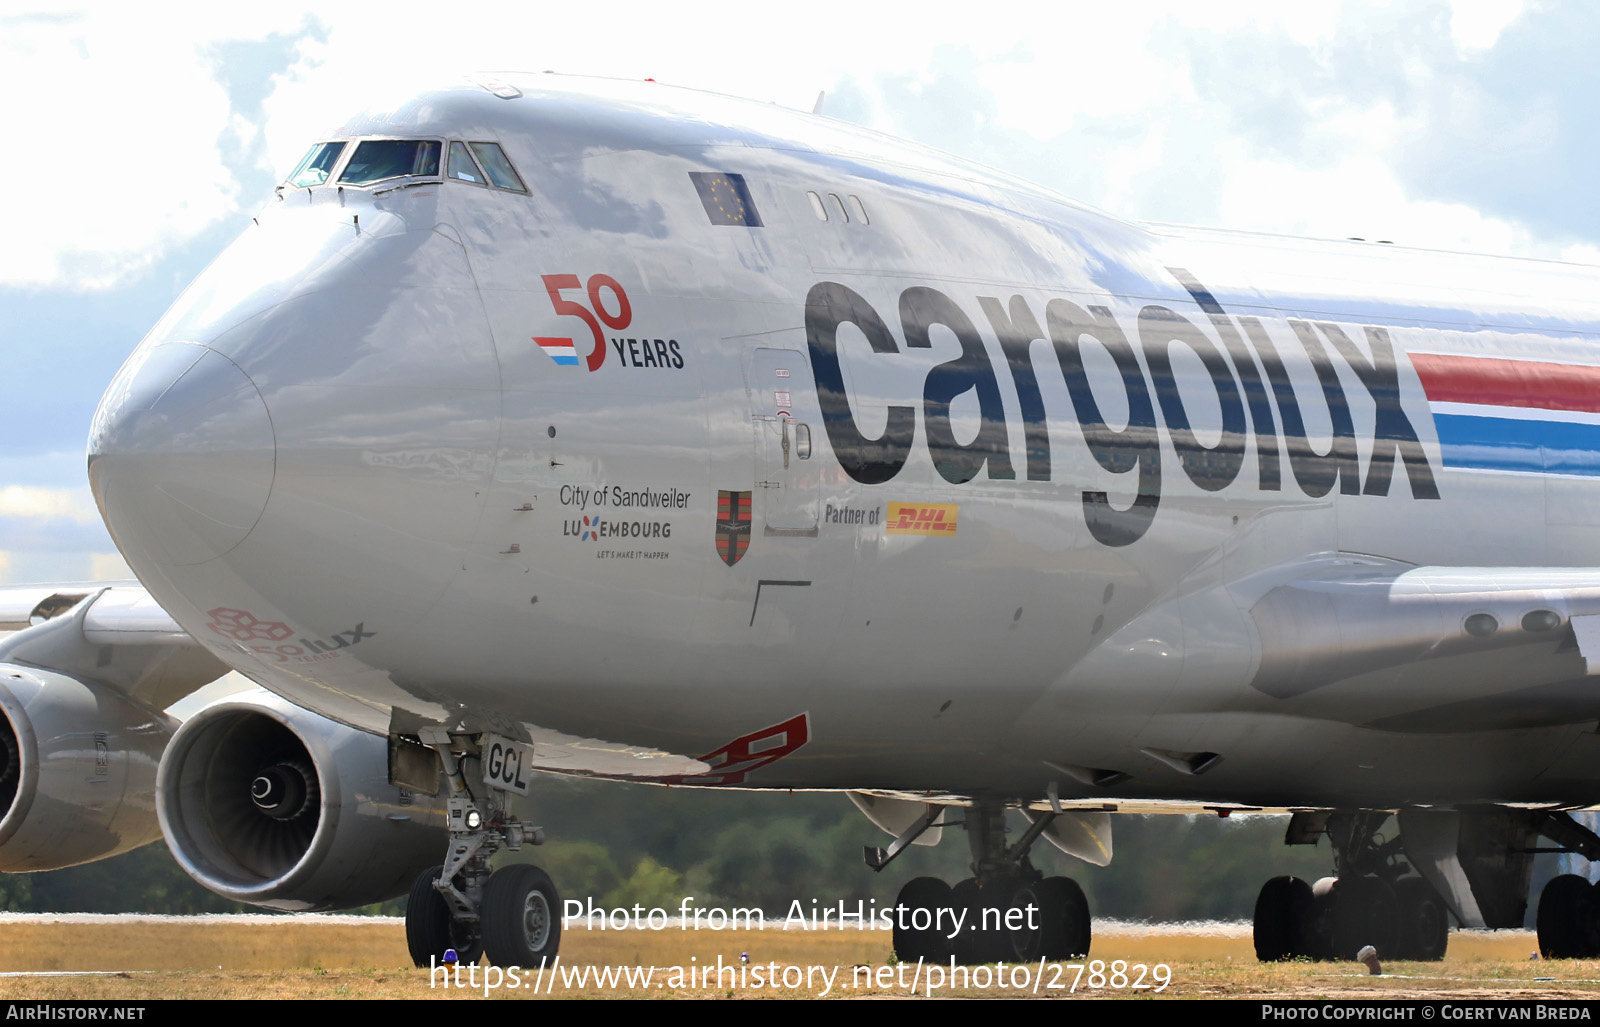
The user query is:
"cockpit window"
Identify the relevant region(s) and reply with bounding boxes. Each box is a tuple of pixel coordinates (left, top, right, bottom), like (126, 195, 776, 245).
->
(338, 140, 442, 186)
(468, 142, 527, 193)
(448, 141, 482, 183)
(287, 142, 346, 188)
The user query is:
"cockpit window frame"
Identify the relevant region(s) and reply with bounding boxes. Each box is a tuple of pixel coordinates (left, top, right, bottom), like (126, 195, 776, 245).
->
(447, 140, 490, 188)
(284, 135, 528, 196)
(466, 141, 528, 194)
(285, 141, 349, 190)
(333, 137, 447, 189)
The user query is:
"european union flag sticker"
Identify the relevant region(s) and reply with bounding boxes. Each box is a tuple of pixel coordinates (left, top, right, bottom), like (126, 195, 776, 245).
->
(690, 172, 763, 227)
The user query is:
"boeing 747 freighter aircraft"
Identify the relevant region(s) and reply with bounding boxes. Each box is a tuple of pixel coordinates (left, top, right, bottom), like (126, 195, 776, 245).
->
(5, 72, 1600, 967)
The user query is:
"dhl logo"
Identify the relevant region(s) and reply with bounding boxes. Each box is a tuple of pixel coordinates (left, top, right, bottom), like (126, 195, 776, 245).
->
(885, 502, 959, 536)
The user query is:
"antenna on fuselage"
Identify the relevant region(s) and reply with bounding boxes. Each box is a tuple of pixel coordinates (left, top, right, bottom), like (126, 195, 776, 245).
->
(812, 91, 826, 115)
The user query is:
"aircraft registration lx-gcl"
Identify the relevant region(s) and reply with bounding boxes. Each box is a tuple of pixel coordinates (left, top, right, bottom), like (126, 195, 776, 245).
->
(1, 72, 1599, 969)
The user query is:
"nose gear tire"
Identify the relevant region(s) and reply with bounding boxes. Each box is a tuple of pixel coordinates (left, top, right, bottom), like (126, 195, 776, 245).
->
(406, 865, 484, 968)
(482, 864, 561, 967)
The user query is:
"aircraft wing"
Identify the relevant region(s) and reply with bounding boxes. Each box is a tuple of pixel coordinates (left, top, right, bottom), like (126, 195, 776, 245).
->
(0, 583, 143, 632)
(0, 582, 200, 645)
(0, 584, 228, 711)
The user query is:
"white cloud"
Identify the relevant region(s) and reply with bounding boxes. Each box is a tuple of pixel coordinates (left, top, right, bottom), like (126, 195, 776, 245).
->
(1211, 149, 1545, 257)
(1448, 0, 1529, 51)
(0, 486, 98, 524)
(0, 6, 313, 290)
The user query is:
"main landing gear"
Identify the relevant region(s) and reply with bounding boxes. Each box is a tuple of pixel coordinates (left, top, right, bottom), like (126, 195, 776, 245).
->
(404, 729, 560, 968)
(872, 800, 1091, 964)
(1535, 874, 1600, 958)
(1252, 812, 1447, 962)
(1532, 813, 1600, 959)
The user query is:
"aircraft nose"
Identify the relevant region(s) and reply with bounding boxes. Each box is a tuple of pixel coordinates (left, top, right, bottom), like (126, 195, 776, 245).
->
(89, 342, 276, 567)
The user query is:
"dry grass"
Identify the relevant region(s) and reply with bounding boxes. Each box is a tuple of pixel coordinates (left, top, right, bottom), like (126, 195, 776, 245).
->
(0, 917, 1594, 999)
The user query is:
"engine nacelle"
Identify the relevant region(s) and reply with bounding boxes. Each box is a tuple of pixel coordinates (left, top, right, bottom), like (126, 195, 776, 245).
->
(158, 688, 446, 911)
(0, 664, 173, 871)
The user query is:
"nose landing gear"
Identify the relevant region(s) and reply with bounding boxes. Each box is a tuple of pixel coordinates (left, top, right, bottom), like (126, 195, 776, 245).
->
(403, 729, 560, 968)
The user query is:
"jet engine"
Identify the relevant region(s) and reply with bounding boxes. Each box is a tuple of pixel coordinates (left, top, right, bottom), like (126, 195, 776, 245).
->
(0, 665, 173, 871)
(157, 687, 447, 910)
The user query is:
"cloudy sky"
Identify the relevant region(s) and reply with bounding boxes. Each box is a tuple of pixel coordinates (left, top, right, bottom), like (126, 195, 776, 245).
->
(0, 0, 1591, 584)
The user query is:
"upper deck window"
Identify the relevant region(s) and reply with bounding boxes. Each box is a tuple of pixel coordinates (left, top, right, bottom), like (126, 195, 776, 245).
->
(338, 140, 442, 186)
(287, 142, 346, 188)
(468, 142, 527, 193)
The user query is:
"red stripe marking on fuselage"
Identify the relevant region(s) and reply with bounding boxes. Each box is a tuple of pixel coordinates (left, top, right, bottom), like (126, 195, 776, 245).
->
(1411, 353, 1600, 412)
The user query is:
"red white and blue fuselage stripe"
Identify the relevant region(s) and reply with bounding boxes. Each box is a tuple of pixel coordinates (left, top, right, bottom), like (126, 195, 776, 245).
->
(1413, 352, 1600, 476)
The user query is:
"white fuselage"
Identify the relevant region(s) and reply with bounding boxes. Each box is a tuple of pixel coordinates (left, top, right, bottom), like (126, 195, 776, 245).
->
(87, 75, 1600, 809)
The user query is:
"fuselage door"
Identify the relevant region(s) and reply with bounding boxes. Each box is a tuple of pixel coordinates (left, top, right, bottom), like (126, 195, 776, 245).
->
(746, 346, 819, 537)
